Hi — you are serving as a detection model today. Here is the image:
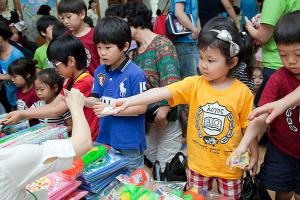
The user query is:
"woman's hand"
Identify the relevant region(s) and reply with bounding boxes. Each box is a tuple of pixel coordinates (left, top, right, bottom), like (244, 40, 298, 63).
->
(64, 88, 85, 111)
(154, 106, 170, 129)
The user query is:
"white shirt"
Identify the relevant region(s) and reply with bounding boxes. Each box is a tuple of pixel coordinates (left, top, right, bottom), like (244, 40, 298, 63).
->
(0, 140, 75, 200)
(87, 9, 98, 26)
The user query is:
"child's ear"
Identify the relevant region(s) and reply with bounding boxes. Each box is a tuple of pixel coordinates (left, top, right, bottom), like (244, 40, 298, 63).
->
(53, 84, 59, 93)
(67, 56, 76, 68)
(41, 31, 46, 37)
(122, 42, 130, 53)
(229, 56, 239, 69)
(79, 9, 86, 20)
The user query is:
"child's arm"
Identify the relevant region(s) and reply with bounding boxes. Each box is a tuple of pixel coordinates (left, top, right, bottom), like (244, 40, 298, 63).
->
(244, 130, 259, 175)
(67, 89, 92, 158)
(249, 86, 300, 123)
(85, 96, 100, 108)
(3, 94, 68, 125)
(230, 113, 268, 160)
(115, 87, 173, 111)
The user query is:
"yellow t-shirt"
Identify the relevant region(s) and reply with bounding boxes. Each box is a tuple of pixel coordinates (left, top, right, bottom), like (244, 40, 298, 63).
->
(167, 76, 253, 179)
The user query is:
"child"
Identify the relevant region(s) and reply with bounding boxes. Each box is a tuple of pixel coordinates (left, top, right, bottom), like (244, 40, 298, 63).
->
(34, 15, 58, 71)
(57, 0, 100, 75)
(85, 17, 147, 172)
(113, 24, 258, 199)
(4, 35, 99, 141)
(0, 89, 92, 199)
(0, 21, 24, 111)
(231, 11, 300, 200)
(252, 67, 263, 102)
(32, 69, 72, 133)
(8, 58, 39, 111)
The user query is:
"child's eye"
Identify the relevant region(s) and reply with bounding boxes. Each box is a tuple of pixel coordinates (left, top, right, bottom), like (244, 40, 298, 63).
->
(208, 60, 214, 63)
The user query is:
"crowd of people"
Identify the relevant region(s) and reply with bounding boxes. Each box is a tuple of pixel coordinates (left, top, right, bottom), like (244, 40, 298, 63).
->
(0, 0, 300, 199)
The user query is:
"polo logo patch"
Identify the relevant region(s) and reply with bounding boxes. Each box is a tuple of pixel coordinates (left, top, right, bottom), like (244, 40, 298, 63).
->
(119, 78, 127, 97)
(97, 73, 106, 86)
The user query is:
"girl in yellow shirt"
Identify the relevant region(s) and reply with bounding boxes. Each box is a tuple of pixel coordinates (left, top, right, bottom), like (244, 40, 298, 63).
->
(113, 18, 258, 199)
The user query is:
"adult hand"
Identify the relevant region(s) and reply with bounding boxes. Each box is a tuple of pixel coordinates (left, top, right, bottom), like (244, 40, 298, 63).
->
(65, 88, 85, 111)
(154, 106, 170, 129)
(191, 27, 199, 40)
(251, 14, 261, 29)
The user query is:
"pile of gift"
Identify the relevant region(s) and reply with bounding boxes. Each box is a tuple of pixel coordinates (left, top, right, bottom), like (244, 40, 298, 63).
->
(93, 168, 229, 200)
(0, 123, 68, 148)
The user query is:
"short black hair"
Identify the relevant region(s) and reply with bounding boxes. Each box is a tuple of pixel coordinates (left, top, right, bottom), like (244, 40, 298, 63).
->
(37, 4, 51, 15)
(52, 22, 68, 40)
(37, 15, 58, 37)
(8, 58, 37, 87)
(274, 10, 300, 45)
(201, 16, 255, 77)
(47, 34, 87, 70)
(88, 0, 96, 9)
(94, 16, 131, 50)
(0, 21, 13, 40)
(125, 3, 153, 30)
(105, 4, 127, 18)
(36, 68, 64, 95)
(58, 0, 87, 16)
(84, 16, 94, 28)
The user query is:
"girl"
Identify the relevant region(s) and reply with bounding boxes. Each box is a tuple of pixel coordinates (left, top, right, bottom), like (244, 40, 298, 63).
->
(8, 58, 38, 111)
(114, 24, 258, 199)
(252, 67, 263, 101)
(32, 69, 72, 133)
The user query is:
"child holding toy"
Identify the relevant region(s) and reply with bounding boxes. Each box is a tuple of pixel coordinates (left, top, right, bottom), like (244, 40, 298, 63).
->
(113, 19, 258, 199)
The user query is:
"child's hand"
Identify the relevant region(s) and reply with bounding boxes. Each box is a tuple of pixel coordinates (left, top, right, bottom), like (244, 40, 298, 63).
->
(226, 145, 248, 169)
(1, 111, 24, 125)
(245, 154, 258, 176)
(248, 100, 287, 124)
(65, 88, 85, 111)
(251, 14, 261, 29)
(113, 98, 130, 112)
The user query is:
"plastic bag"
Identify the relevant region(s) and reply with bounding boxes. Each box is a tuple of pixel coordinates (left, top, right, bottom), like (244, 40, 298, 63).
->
(240, 172, 272, 200)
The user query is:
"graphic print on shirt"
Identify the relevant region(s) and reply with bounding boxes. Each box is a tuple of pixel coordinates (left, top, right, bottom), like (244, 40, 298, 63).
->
(16, 99, 28, 110)
(119, 77, 127, 97)
(97, 73, 106, 86)
(85, 48, 92, 68)
(195, 102, 234, 146)
(285, 106, 300, 132)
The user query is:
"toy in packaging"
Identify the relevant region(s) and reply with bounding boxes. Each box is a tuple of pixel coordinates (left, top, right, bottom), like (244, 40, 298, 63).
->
(228, 152, 249, 169)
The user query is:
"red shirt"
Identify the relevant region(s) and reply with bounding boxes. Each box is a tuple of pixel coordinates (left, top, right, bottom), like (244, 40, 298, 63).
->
(16, 87, 39, 110)
(259, 67, 300, 159)
(77, 28, 100, 76)
(63, 73, 99, 141)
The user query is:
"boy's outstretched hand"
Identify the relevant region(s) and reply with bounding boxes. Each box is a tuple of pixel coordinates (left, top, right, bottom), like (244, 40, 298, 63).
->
(248, 100, 287, 124)
(64, 88, 85, 111)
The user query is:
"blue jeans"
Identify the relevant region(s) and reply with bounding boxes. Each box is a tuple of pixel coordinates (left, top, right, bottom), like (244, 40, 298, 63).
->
(117, 149, 144, 173)
(174, 43, 199, 79)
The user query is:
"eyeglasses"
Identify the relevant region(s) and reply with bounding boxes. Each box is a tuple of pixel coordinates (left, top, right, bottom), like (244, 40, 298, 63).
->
(52, 61, 62, 68)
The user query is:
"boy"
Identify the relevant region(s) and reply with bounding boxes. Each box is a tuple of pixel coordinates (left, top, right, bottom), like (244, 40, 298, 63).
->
(85, 17, 147, 172)
(4, 35, 99, 140)
(0, 89, 92, 199)
(231, 11, 300, 200)
(34, 15, 58, 71)
(58, 0, 100, 75)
